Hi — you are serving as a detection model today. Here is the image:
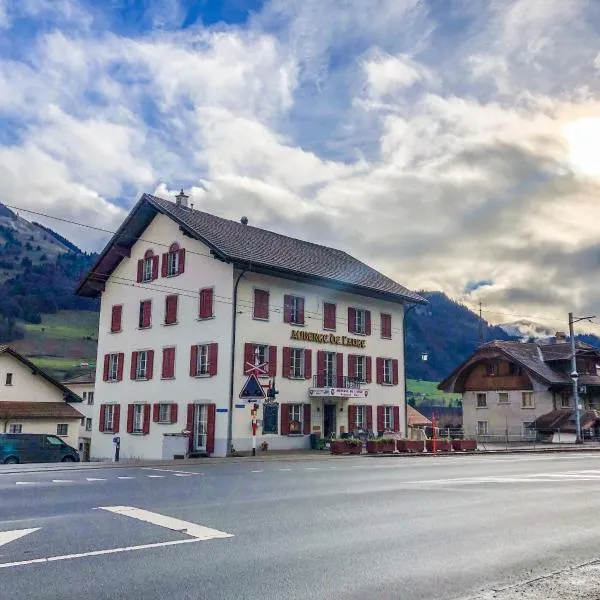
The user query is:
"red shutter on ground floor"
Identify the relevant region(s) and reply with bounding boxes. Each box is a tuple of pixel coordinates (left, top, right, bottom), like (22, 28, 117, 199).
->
(161, 253, 168, 277)
(348, 307, 356, 334)
(111, 305, 122, 332)
(304, 349, 312, 379)
(268, 346, 277, 376)
(283, 295, 292, 323)
(348, 405, 357, 432)
(171, 404, 178, 424)
(365, 310, 372, 336)
(316, 350, 325, 386)
(165, 295, 178, 324)
(303, 404, 311, 435)
(130, 352, 138, 380)
(136, 259, 144, 282)
(243, 343, 253, 374)
(366, 356, 372, 384)
(366, 405, 373, 432)
(347, 355, 356, 380)
(392, 359, 399, 385)
(336, 353, 344, 387)
(113, 405, 121, 433)
(146, 350, 154, 380)
(99, 405, 106, 432)
(208, 343, 218, 376)
(143, 404, 151, 435)
(162, 347, 175, 379)
(153, 403, 160, 422)
(103, 355, 110, 381)
(393, 406, 400, 433)
(187, 404, 195, 453)
(190, 345, 198, 377)
(376, 357, 384, 384)
(280, 404, 290, 435)
(152, 255, 159, 280)
(206, 404, 216, 455)
(127, 404, 134, 433)
(117, 353, 124, 381)
(178, 249, 185, 274)
(377, 406, 385, 433)
(282, 347, 291, 378)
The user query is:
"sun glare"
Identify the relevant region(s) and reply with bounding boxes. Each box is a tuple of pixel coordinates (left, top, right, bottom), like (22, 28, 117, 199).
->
(563, 116, 600, 177)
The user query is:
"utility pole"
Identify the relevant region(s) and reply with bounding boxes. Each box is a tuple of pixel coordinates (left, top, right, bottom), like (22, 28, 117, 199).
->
(569, 312, 596, 444)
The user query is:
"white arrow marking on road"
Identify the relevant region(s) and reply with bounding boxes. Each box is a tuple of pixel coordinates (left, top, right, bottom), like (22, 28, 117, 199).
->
(97, 506, 233, 541)
(0, 528, 39, 548)
(86, 478, 106, 482)
(118, 476, 135, 480)
(146, 475, 165, 478)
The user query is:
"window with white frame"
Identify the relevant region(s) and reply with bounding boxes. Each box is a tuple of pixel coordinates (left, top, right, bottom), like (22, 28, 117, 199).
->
(477, 421, 489, 436)
(8, 424, 22, 434)
(521, 392, 535, 409)
(5, 373, 12, 385)
(290, 296, 304, 325)
(133, 404, 144, 433)
(290, 404, 302, 423)
(324, 352, 336, 386)
(158, 404, 172, 423)
(384, 406, 394, 431)
(57, 424, 68, 436)
(355, 356, 366, 382)
(104, 405, 115, 431)
(290, 348, 304, 378)
(382, 358, 393, 384)
(142, 257, 153, 282)
(196, 344, 209, 376)
(355, 309, 366, 334)
(498, 392, 510, 404)
(355, 405, 366, 429)
(87, 391, 94, 405)
(476, 393, 487, 408)
(136, 351, 148, 380)
(85, 418, 92, 431)
(167, 250, 179, 277)
(108, 354, 119, 381)
(253, 344, 268, 368)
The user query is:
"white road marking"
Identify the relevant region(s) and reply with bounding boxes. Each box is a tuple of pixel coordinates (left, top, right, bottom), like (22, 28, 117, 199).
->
(52, 479, 75, 483)
(306, 467, 319, 471)
(251, 470, 263, 473)
(142, 468, 199, 475)
(0, 528, 39, 549)
(146, 475, 165, 478)
(279, 468, 292, 472)
(97, 506, 233, 541)
(118, 476, 135, 480)
(86, 478, 107, 482)
(173, 473, 193, 477)
(15, 482, 37, 485)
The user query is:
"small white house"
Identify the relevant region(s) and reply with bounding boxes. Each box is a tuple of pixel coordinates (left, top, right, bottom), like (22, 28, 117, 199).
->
(62, 370, 95, 460)
(0, 345, 84, 451)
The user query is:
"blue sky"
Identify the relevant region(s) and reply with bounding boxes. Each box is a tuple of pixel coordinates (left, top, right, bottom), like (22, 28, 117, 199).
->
(1, 0, 600, 327)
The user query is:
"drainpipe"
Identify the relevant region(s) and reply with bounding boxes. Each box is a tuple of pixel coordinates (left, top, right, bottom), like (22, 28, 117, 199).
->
(227, 268, 247, 455)
(403, 304, 417, 437)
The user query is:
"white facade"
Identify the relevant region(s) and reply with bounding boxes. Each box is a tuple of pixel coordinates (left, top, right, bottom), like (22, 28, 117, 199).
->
(62, 378, 95, 459)
(90, 212, 409, 460)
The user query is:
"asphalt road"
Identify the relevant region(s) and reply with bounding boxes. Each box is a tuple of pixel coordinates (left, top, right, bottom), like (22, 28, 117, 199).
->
(2, 453, 600, 600)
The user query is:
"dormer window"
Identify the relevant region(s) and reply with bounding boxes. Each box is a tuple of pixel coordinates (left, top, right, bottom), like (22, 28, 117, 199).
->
(486, 362, 498, 377)
(162, 243, 185, 277)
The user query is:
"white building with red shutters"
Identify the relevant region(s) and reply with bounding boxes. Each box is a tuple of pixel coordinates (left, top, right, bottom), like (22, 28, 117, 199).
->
(76, 191, 425, 459)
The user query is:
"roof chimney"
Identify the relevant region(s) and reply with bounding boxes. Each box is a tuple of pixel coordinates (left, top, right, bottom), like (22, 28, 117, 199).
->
(555, 331, 567, 344)
(240, 216, 248, 225)
(175, 189, 189, 208)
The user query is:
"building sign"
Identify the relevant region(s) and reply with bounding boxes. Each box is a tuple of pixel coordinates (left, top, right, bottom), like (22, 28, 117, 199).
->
(308, 387, 369, 398)
(291, 330, 366, 348)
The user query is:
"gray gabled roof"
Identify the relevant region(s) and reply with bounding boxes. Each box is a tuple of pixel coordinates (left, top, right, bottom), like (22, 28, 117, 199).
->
(77, 193, 426, 305)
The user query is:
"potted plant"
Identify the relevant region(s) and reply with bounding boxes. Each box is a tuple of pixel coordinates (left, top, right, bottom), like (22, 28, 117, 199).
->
(380, 437, 396, 453)
(397, 439, 425, 453)
(330, 439, 347, 455)
(452, 439, 477, 452)
(426, 439, 451, 452)
(366, 439, 380, 454)
(345, 438, 363, 454)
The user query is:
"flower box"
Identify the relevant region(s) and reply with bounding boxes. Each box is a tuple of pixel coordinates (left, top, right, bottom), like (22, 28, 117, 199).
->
(366, 440, 380, 454)
(397, 439, 424, 453)
(330, 441, 347, 455)
(452, 439, 477, 452)
(379, 439, 396, 453)
(426, 439, 451, 452)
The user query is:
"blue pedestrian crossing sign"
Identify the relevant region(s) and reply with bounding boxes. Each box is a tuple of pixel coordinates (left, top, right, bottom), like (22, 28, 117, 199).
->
(239, 374, 266, 401)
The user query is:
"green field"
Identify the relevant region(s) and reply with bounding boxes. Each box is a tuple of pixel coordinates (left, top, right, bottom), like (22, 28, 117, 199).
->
(407, 379, 461, 405)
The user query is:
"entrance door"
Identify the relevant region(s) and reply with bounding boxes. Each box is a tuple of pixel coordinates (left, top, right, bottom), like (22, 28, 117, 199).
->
(194, 404, 208, 452)
(323, 404, 336, 438)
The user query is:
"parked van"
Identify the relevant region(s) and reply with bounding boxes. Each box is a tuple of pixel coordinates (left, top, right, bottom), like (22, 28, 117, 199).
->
(0, 434, 80, 464)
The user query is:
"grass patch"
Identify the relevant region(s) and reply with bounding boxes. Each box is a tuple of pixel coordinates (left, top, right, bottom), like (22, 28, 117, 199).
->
(22, 310, 98, 339)
(28, 356, 90, 380)
(407, 379, 461, 405)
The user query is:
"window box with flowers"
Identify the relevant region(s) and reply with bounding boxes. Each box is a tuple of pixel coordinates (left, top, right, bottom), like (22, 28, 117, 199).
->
(329, 438, 363, 455)
(452, 439, 477, 452)
(397, 439, 425, 453)
(366, 437, 395, 454)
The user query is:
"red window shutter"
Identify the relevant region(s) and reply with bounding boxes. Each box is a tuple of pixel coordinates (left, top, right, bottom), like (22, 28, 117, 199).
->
(317, 351, 325, 386)
(244, 343, 254, 374)
(392, 359, 399, 385)
(111, 305, 122, 332)
(190, 345, 198, 377)
(117, 353, 124, 381)
(366, 405, 373, 431)
(143, 404, 151, 435)
(127, 404, 134, 433)
(165, 295, 178, 324)
(137, 259, 143, 283)
(303, 404, 311, 435)
(113, 404, 121, 433)
(208, 343, 218, 376)
(162, 347, 175, 379)
(365, 310, 372, 336)
(366, 356, 372, 384)
(324, 302, 336, 330)
(268, 346, 277, 376)
(142, 301, 152, 328)
(377, 406, 385, 432)
(283, 295, 292, 323)
(381, 314, 392, 338)
(304, 349, 312, 379)
(393, 406, 400, 433)
(199, 288, 213, 319)
(336, 353, 344, 387)
(348, 405, 357, 432)
(282, 347, 291, 378)
(146, 350, 154, 380)
(206, 403, 215, 455)
(171, 404, 178, 424)
(348, 307, 356, 334)
(280, 404, 290, 435)
(161, 253, 168, 277)
(99, 405, 106, 431)
(103, 354, 110, 381)
(297, 297, 305, 325)
(152, 255, 159, 280)
(253, 289, 269, 319)
(348, 355, 356, 380)
(186, 404, 195, 453)
(178, 249, 185, 274)
(130, 352, 138, 380)
(153, 404, 160, 423)
(376, 357, 384, 384)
